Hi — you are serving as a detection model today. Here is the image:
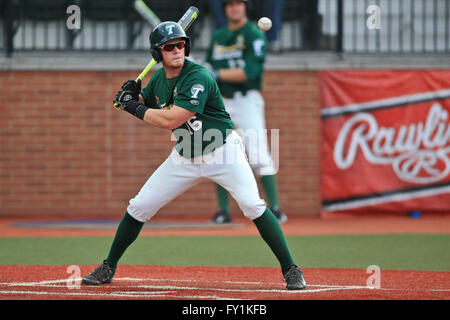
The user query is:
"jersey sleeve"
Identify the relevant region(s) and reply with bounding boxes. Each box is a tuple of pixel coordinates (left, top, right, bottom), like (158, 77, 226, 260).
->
(243, 30, 267, 81)
(173, 70, 212, 114)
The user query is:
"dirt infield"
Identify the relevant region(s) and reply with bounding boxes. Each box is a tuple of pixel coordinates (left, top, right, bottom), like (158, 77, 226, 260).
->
(1, 215, 449, 237)
(1, 215, 448, 300)
(0, 265, 449, 300)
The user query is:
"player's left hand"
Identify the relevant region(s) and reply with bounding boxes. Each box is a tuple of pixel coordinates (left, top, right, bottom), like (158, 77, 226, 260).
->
(120, 79, 141, 100)
(114, 79, 141, 109)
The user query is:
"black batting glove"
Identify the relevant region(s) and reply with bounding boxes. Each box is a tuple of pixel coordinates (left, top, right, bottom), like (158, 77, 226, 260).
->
(120, 79, 142, 101)
(114, 89, 136, 108)
(113, 78, 141, 109)
(114, 91, 149, 120)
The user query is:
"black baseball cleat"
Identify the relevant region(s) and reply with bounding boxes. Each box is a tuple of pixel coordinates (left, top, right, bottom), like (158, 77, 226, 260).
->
(82, 260, 116, 285)
(271, 206, 288, 224)
(210, 210, 232, 224)
(283, 265, 307, 290)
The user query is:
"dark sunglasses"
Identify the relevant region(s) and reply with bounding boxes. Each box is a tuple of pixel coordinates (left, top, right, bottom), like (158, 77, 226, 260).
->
(160, 41, 185, 52)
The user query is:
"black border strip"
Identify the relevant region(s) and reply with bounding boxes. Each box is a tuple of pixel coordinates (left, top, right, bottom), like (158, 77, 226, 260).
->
(322, 181, 450, 211)
(321, 89, 450, 119)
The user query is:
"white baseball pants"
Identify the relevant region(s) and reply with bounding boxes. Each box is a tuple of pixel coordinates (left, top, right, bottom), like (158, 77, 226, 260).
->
(127, 130, 267, 222)
(223, 90, 278, 176)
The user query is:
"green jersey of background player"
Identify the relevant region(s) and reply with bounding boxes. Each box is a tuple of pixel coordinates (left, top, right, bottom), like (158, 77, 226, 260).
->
(206, 15, 265, 98)
(81, 20, 306, 291)
(206, 0, 288, 224)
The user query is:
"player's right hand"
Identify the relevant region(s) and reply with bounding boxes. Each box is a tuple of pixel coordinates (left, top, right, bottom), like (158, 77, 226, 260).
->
(113, 90, 148, 120)
(114, 90, 137, 110)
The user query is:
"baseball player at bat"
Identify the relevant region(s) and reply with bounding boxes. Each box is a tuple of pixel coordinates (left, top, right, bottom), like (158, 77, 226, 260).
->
(82, 20, 306, 290)
(206, 0, 288, 224)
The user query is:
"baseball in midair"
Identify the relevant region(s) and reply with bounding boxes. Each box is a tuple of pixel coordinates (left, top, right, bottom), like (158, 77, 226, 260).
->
(257, 17, 272, 32)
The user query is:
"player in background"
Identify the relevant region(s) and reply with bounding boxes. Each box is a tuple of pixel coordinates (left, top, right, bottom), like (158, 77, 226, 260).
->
(206, 0, 288, 224)
(81, 21, 306, 290)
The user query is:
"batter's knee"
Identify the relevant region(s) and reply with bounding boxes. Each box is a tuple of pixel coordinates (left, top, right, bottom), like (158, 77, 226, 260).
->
(252, 163, 278, 176)
(126, 196, 158, 223)
(236, 197, 267, 221)
(248, 153, 278, 176)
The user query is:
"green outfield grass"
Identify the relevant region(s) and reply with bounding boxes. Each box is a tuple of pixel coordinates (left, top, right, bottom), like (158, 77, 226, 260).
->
(0, 234, 449, 271)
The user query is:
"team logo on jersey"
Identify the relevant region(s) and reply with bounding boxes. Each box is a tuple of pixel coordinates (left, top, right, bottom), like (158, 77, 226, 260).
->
(155, 95, 167, 109)
(212, 36, 245, 60)
(236, 35, 245, 46)
(190, 84, 205, 99)
(253, 39, 265, 56)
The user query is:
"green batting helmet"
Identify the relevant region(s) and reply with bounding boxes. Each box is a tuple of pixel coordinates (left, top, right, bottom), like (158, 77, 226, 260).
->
(222, 0, 248, 4)
(149, 21, 191, 63)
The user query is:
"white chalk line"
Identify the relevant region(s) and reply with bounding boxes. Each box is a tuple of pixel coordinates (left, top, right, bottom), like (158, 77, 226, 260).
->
(135, 284, 372, 294)
(0, 277, 368, 288)
(0, 277, 383, 300)
(0, 277, 446, 299)
(0, 290, 235, 300)
(0, 290, 175, 298)
(429, 289, 450, 292)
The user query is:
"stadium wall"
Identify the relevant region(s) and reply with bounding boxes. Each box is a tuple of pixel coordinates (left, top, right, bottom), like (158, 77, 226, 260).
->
(0, 69, 321, 217)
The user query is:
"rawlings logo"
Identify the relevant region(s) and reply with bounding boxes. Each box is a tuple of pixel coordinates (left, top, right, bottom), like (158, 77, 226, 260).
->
(334, 103, 450, 184)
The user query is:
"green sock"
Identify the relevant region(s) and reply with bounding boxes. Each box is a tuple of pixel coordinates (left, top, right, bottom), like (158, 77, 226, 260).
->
(215, 184, 230, 213)
(260, 175, 280, 209)
(253, 208, 295, 273)
(106, 212, 144, 268)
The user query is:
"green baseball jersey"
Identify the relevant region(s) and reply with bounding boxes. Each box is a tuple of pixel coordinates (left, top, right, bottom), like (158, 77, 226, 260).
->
(141, 58, 234, 158)
(206, 20, 267, 97)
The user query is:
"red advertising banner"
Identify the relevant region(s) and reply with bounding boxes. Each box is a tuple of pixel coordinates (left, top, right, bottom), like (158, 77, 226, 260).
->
(320, 70, 450, 216)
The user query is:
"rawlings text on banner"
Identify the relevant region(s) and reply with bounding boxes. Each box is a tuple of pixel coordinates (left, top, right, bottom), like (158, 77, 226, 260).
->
(320, 70, 450, 215)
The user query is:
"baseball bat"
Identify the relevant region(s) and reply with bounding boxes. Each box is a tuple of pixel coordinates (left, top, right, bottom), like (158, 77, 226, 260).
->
(134, 0, 161, 27)
(114, 6, 200, 109)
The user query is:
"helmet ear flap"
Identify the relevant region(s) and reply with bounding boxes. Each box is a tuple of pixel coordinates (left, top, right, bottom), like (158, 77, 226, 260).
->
(184, 38, 191, 57)
(151, 48, 162, 62)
